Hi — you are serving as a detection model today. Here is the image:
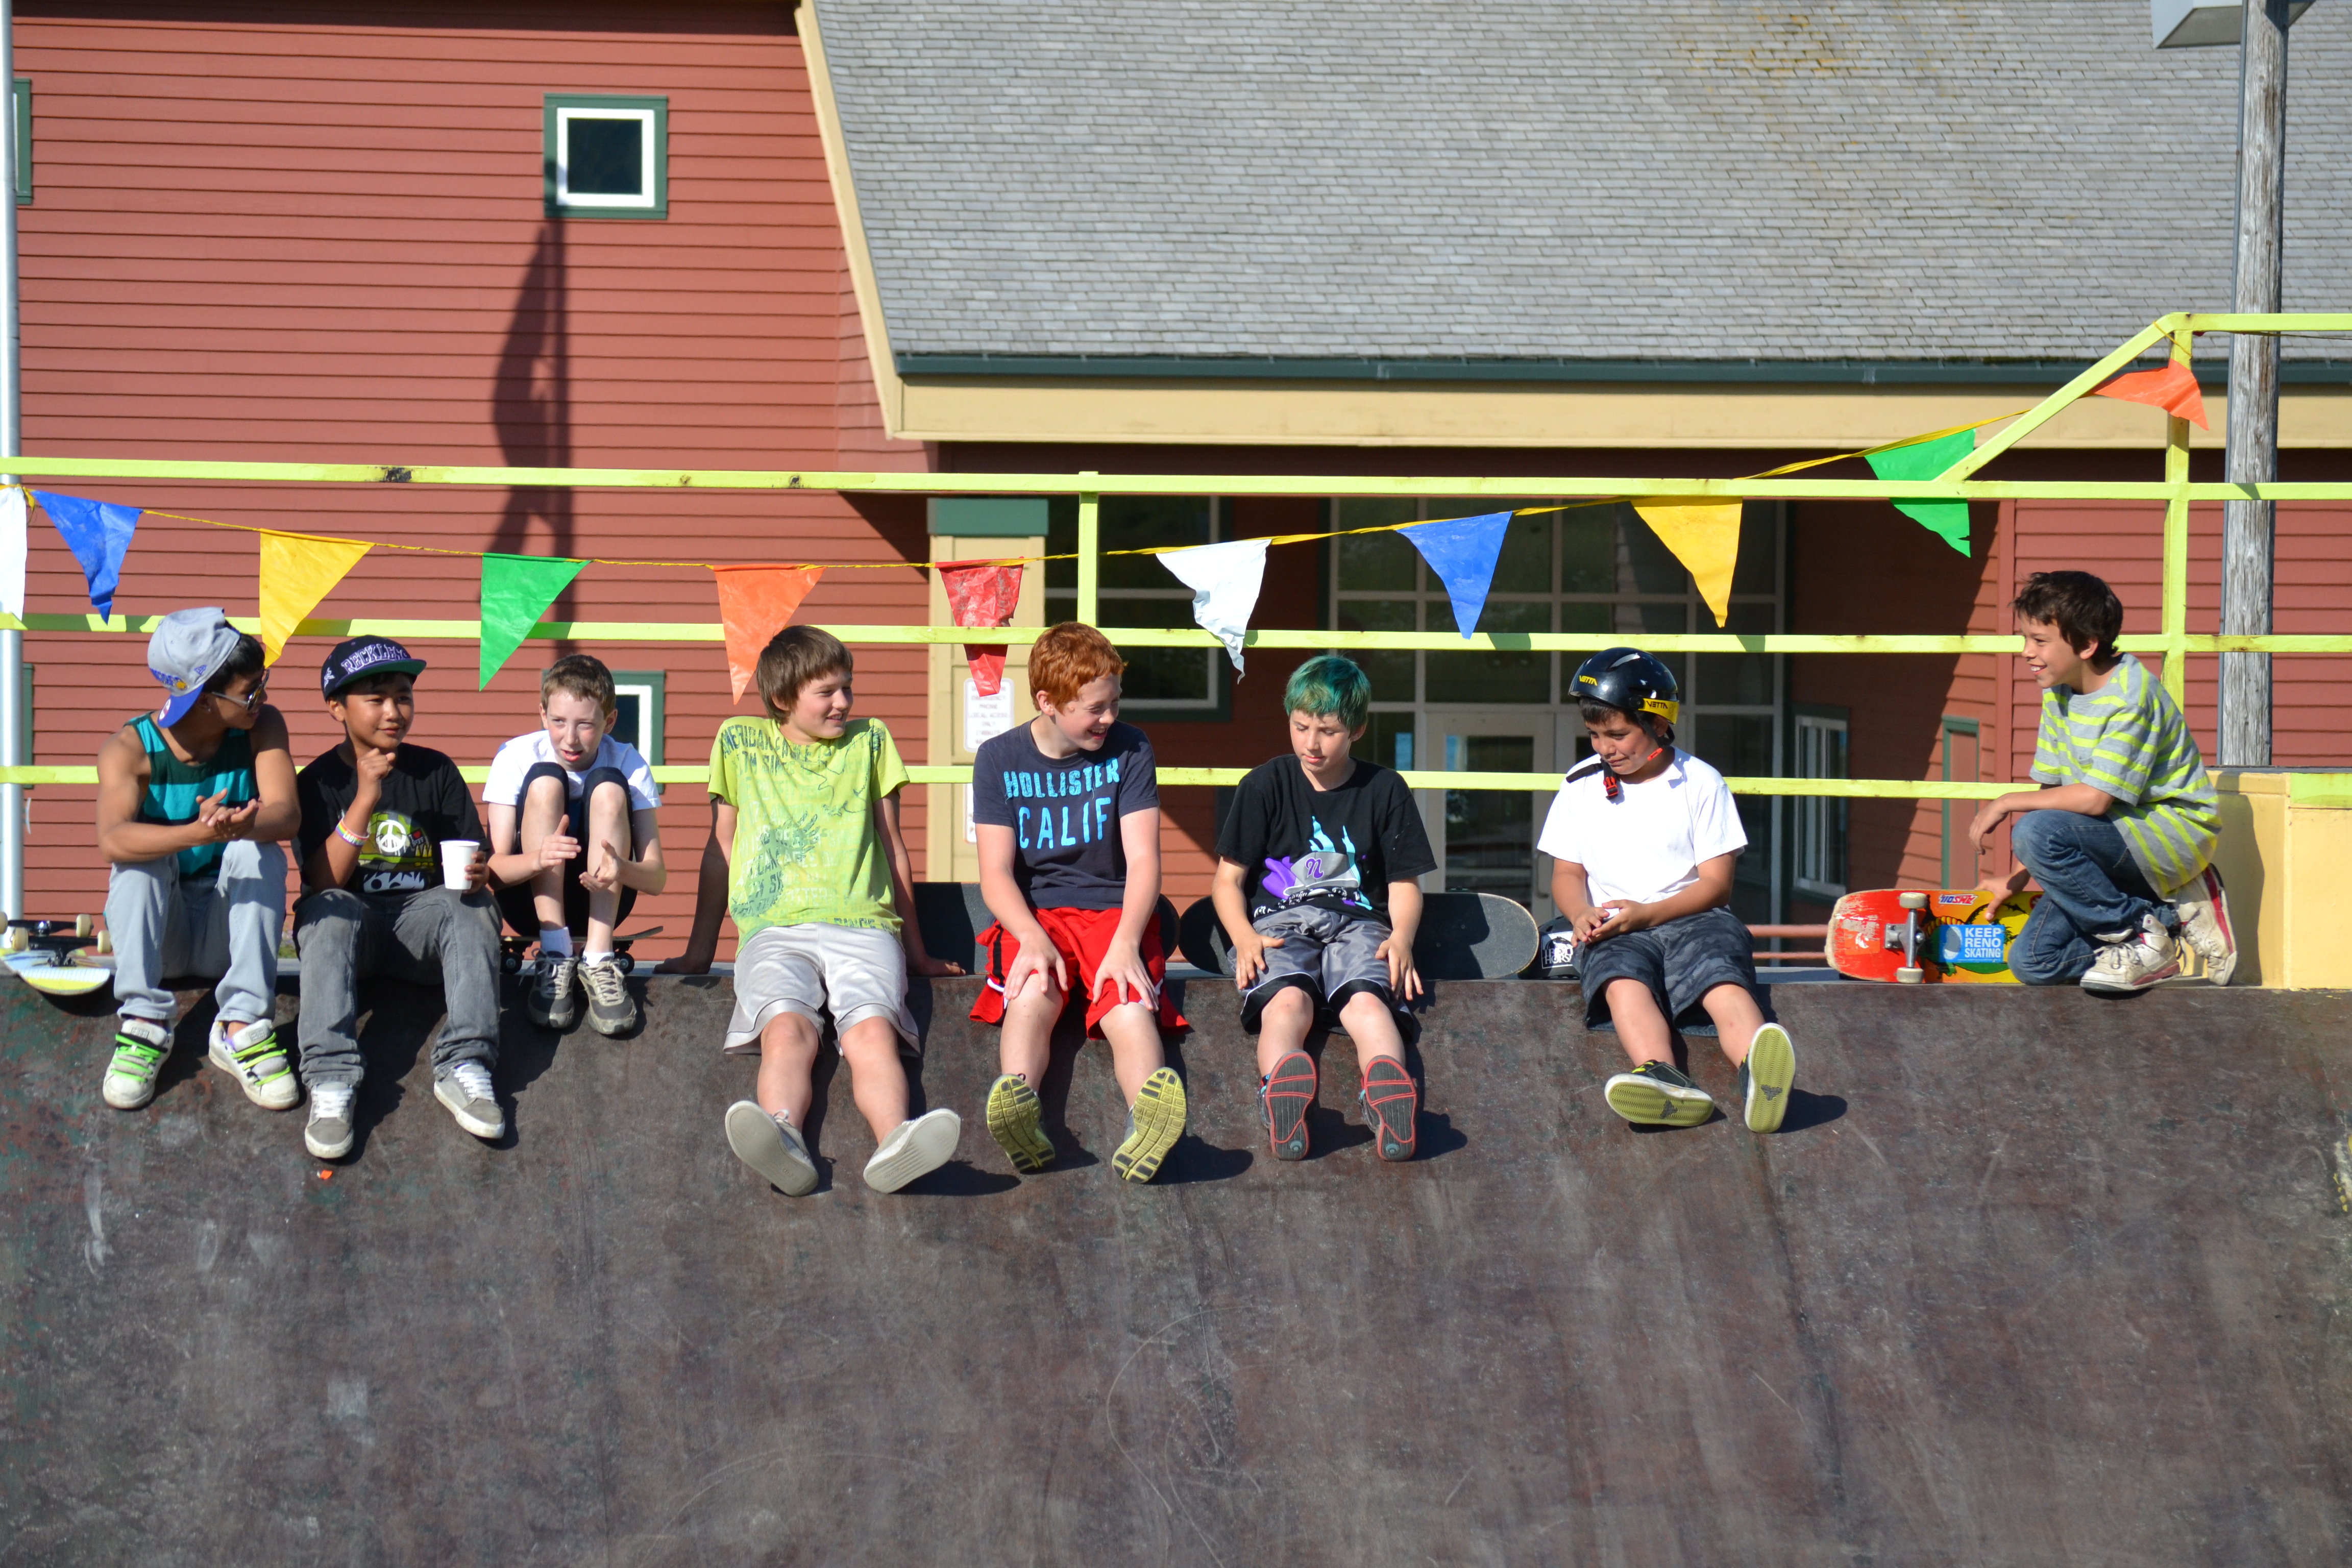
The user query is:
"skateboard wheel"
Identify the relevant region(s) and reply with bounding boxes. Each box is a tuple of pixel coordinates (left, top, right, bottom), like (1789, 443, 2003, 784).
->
(75, 914, 93, 937)
(95, 930, 112, 955)
(615, 953, 635, 975)
(1898, 892, 1928, 911)
(1896, 966, 1924, 984)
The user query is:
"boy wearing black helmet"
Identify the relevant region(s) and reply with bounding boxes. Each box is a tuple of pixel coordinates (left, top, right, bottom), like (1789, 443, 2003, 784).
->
(1539, 647, 1797, 1133)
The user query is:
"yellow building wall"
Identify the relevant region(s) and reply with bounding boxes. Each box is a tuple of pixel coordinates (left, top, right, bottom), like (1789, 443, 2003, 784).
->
(2212, 771, 2352, 989)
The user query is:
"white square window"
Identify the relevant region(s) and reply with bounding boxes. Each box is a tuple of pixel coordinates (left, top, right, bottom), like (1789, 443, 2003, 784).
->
(545, 94, 667, 219)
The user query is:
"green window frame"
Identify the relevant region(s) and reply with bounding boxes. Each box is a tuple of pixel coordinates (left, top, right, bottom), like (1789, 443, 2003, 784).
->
(1791, 703, 1849, 900)
(544, 94, 667, 219)
(609, 670, 666, 765)
(13, 79, 29, 206)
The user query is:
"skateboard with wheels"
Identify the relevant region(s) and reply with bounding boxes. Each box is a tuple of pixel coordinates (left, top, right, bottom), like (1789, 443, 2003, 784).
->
(1828, 888, 2039, 985)
(4, 916, 114, 997)
(1179, 891, 1540, 981)
(500, 926, 665, 976)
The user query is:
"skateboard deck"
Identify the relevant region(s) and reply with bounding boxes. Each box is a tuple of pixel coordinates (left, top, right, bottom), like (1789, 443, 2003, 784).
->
(1828, 888, 2039, 984)
(1179, 892, 1540, 981)
(4, 918, 113, 997)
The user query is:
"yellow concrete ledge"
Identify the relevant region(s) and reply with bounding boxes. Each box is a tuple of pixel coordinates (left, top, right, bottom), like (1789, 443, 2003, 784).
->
(2212, 771, 2352, 988)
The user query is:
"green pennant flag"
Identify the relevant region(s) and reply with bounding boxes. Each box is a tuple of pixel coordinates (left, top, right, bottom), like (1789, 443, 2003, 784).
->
(1863, 426, 1976, 556)
(480, 552, 588, 687)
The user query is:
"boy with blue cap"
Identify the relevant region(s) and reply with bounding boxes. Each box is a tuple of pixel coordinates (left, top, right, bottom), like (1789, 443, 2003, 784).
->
(94, 607, 300, 1113)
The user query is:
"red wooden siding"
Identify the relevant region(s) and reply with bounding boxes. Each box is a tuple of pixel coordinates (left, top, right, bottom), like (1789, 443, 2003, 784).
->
(14, 2, 928, 952)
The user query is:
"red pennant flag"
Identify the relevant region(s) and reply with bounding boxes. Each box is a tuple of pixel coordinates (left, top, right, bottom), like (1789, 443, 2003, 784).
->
(941, 561, 1023, 697)
(712, 565, 825, 703)
(2092, 361, 2208, 430)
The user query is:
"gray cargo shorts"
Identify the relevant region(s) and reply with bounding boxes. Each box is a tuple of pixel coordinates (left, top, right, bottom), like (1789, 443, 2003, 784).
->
(1575, 904, 1758, 1030)
(1238, 903, 1395, 1034)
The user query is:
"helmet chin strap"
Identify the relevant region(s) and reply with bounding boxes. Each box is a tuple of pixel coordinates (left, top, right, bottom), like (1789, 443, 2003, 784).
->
(1601, 724, 1669, 801)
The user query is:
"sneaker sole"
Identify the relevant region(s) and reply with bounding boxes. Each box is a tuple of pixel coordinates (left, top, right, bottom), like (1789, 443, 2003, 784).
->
(985, 1075, 1056, 1174)
(1605, 1075, 1714, 1128)
(434, 1078, 506, 1140)
(1265, 1050, 1315, 1161)
(1360, 1057, 1417, 1162)
(725, 1100, 819, 1196)
(1744, 1024, 1796, 1134)
(866, 1109, 961, 1193)
(209, 1043, 302, 1112)
(2081, 959, 2181, 996)
(1113, 1068, 1187, 1183)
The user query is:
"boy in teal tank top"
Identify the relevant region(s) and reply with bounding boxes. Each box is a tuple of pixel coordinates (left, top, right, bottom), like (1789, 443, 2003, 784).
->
(95, 608, 302, 1114)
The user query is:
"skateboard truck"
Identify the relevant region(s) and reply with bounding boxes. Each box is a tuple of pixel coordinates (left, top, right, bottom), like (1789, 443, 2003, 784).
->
(5, 915, 108, 961)
(1883, 891, 1930, 984)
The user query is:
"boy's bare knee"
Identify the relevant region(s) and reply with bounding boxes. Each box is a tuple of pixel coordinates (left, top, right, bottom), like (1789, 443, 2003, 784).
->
(1336, 991, 1391, 1030)
(1262, 985, 1314, 1026)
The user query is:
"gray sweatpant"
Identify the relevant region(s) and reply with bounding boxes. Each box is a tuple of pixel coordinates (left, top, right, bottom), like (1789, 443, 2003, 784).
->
(293, 885, 503, 1089)
(104, 840, 287, 1027)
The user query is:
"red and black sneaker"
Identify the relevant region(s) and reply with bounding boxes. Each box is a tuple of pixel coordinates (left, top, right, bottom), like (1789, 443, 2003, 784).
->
(1360, 1055, 1417, 1162)
(1260, 1050, 1315, 1161)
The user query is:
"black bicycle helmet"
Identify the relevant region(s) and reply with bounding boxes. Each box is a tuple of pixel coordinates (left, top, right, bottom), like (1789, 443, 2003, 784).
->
(1572, 646, 1680, 728)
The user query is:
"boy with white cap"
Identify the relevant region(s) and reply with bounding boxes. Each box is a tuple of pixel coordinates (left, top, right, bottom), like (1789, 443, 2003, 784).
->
(94, 607, 300, 1113)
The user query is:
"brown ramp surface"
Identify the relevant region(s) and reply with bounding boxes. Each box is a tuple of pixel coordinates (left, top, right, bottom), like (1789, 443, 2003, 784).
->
(3, 975, 2349, 1566)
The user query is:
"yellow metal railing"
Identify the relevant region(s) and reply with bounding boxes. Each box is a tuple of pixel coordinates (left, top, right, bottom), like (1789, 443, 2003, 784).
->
(3, 311, 2348, 798)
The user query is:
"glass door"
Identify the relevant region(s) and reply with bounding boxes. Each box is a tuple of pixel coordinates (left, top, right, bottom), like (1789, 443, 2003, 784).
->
(1422, 710, 1559, 918)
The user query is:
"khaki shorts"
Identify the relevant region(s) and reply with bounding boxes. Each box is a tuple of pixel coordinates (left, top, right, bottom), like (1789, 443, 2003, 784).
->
(724, 923, 920, 1054)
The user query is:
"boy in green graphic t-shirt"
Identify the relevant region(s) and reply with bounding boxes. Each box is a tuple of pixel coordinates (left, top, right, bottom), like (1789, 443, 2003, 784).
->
(665, 626, 966, 1197)
(1969, 571, 2237, 993)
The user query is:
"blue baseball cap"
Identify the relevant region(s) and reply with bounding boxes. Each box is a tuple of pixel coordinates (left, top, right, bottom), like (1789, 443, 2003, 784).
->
(148, 608, 246, 726)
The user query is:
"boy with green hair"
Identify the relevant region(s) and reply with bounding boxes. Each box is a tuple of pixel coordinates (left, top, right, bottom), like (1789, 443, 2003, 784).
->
(1212, 654, 1435, 1163)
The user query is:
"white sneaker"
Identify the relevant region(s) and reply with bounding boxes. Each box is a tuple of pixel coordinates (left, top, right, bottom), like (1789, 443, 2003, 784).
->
(2170, 865, 2239, 986)
(863, 1107, 961, 1193)
(103, 1016, 172, 1111)
(724, 1100, 820, 1196)
(434, 1061, 505, 1141)
(2081, 914, 2182, 995)
(305, 1082, 357, 1160)
(208, 1016, 302, 1111)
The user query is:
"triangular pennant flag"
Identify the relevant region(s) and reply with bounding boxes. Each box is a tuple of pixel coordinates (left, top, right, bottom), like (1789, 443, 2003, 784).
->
(941, 561, 1023, 696)
(1158, 537, 1268, 675)
(1629, 502, 1744, 628)
(0, 489, 25, 622)
(2092, 361, 2209, 430)
(1400, 511, 1512, 639)
(1863, 427, 1976, 556)
(258, 531, 374, 664)
(712, 565, 825, 702)
(33, 490, 141, 619)
(479, 553, 588, 688)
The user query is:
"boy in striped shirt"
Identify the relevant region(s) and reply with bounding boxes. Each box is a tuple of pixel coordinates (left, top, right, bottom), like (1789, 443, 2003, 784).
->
(1968, 571, 2236, 993)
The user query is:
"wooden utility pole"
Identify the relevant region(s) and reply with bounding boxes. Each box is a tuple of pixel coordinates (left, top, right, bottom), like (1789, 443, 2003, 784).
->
(2221, 0, 2290, 767)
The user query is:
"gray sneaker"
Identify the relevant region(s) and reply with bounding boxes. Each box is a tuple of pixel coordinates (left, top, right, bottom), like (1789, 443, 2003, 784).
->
(305, 1082, 356, 1160)
(724, 1100, 820, 1196)
(434, 1062, 505, 1140)
(527, 953, 582, 1032)
(580, 958, 640, 1037)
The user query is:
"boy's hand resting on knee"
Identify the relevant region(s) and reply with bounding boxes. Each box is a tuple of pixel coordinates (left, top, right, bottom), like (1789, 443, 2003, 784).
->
(999, 933, 1062, 999)
(1228, 928, 1280, 990)
(1374, 931, 1424, 1002)
(1092, 937, 1158, 1010)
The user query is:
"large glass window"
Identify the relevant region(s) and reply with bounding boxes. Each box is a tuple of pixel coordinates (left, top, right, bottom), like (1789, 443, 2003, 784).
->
(1793, 709, 1850, 900)
(1047, 495, 1224, 717)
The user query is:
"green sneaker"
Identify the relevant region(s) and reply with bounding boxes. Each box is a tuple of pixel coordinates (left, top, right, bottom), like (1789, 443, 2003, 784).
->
(1113, 1067, 1187, 1183)
(103, 1016, 172, 1111)
(1740, 1023, 1797, 1133)
(985, 1073, 1055, 1174)
(209, 1017, 301, 1112)
(1603, 1061, 1714, 1128)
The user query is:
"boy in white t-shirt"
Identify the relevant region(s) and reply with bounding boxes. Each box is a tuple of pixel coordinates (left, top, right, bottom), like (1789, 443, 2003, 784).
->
(483, 654, 667, 1036)
(1538, 647, 1797, 1133)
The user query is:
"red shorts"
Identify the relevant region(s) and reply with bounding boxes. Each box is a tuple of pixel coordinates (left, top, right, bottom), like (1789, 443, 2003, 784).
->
(970, 905, 1189, 1038)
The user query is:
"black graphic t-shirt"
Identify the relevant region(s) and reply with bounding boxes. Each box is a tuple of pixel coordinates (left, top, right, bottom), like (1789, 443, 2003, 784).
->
(970, 721, 1159, 911)
(298, 744, 484, 897)
(1216, 755, 1436, 926)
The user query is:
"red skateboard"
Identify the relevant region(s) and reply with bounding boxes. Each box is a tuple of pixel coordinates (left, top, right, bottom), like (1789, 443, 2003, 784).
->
(1827, 888, 2039, 985)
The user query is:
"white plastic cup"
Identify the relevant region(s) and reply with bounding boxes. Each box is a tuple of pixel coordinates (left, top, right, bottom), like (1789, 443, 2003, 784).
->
(439, 841, 480, 890)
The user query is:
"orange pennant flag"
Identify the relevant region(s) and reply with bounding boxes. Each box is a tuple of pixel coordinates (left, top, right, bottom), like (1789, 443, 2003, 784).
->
(712, 565, 825, 702)
(258, 530, 374, 665)
(2092, 361, 2208, 430)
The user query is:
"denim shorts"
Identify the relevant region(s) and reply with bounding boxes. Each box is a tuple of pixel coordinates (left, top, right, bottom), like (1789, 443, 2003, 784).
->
(1574, 904, 1758, 1029)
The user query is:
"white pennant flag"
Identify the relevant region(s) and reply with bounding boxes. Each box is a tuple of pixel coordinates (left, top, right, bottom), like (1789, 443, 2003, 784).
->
(0, 488, 24, 621)
(1158, 537, 1268, 675)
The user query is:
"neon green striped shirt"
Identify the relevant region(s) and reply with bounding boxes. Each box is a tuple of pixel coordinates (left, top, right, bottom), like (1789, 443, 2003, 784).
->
(2029, 653, 2218, 896)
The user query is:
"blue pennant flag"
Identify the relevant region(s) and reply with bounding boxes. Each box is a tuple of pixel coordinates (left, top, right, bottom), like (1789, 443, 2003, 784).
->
(1400, 511, 1513, 638)
(33, 490, 142, 618)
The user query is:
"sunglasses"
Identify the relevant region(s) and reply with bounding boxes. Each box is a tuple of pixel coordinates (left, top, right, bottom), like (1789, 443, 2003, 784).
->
(212, 672, 270, 713)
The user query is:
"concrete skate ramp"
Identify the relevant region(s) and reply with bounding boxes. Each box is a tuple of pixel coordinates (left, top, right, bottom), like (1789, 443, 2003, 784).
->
(4, 975, 2350, 1566)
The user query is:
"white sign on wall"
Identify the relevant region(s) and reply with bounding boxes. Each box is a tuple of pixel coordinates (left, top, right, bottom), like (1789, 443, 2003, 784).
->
(963, 677, 1017, 843)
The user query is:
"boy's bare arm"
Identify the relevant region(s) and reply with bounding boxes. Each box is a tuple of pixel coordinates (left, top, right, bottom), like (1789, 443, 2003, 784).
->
(877, 791, 962, 976)
(654, 802, 733, 974)
(94, 728, 199, 864)
(1212, 858, 1272, 987)
(1377, 879, 1425, 1001)
(248, 706, 302, 843)
(1096, 808, 1164, 1003)
(977, 821, 1065, 994)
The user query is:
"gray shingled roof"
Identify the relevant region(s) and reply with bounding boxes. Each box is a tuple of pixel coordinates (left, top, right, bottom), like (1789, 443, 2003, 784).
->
(817, 0, 2352, 366)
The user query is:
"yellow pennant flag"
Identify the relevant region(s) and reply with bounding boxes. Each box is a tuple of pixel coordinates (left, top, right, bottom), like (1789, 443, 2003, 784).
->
(258, 530, 374, 665)
(1629, 502, 1742, 628)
